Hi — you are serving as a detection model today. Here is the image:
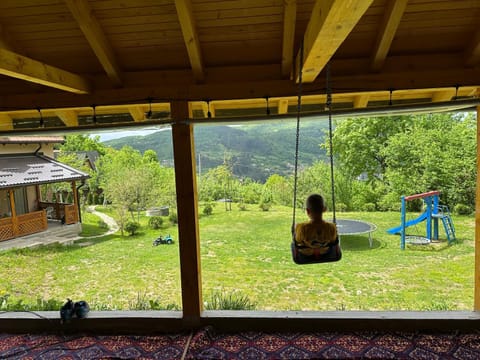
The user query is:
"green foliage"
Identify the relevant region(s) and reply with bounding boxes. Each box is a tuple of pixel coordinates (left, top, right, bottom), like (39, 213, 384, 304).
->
(61, 134, 106, 155)
(148, 216, 164, 229)
(203, 203, 213, 215)
(124, 221, 140, 236)
(336, 203, 348, 212)
(454, 204, 472, 216)
(0, 294, 64, 311)
(238, 203, 247, 211)
(128, 293, 179, 310)
(169, 212, 178, 224)
(259, 202, 271, 211)
(363, 203, 376, 212)
(204, 290, 257, 310)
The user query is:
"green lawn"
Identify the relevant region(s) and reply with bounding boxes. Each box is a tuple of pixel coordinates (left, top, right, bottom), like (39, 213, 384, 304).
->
(0, 204, 474, 311)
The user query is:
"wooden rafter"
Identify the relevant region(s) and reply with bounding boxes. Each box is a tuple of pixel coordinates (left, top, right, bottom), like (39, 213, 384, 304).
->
(281, 0, 296, 78)
(129, 107, 145, 122)
(56, 110, 78, 127)
(175, 0, 205, 83)
(465, 27, 480, 67)
(0, 48, 90, 94)
(296, 0, 374, 83)
(201, 102, 215, 118)
(65, 0, 123, 87)
(278, 99, 289, 114)
(0, 113, 13, 130)
(431, 89, 456, 102)
(370, 0, 408, 72)
(353, 94, 370, 108)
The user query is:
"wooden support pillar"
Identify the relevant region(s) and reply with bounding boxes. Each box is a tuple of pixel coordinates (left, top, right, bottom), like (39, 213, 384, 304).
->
(8, 189, 18, 236)
(476, 105, 480, 310)
(171, 101, 202, 325)
(71, 181, 79, 223)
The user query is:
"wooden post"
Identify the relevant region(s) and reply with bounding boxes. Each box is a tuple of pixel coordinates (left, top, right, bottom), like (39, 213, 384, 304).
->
(8, 189, 18, 237)
(71, 181, 79, 223)
(475, 105, 480, 310)
(171, 101, 202, 325)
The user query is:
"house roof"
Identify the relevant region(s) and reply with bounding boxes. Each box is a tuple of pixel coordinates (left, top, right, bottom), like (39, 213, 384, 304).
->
(0, 154, 90, 189)
(54, 150, 100, 171)
(0, 0, 477, 131)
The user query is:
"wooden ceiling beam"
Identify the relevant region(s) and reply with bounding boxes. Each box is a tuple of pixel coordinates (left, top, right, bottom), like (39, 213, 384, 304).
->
(0, 113, 13, 130)
(56, 110, 78, 127)
(65, 0, 123, 87)
(281, 0, 296, 78)
(465, 27, 480, 67)
(353, 94, 370, 108)
(0, 48, 90, 94)
(431, 89, 456, 102)
(201, 102, 215, 118)
(370, 0, 408, 72)
(278, 99, 289, 114)
(296, 0, 374, 83)
(175, 0, 205, 83)
(129, 107, 145, 122)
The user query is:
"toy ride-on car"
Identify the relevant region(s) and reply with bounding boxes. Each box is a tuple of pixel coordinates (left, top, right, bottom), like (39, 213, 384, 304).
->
(153, 234, 173, 246)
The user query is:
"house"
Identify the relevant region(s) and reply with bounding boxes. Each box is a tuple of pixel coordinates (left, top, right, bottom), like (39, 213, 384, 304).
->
(0, 0, 478, 335)
(0, 136, 89, 241)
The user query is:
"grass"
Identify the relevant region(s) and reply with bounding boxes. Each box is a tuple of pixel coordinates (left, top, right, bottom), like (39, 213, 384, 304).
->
(0, 204, 474, 311)
(78, 209, 110, 237)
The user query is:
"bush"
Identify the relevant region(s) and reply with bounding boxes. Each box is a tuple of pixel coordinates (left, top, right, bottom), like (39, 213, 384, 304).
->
(148, 216, 164, 229)
(259, 202, 271, 211)
(336, 203, 348, 212)
(203, 203, 213, 215)
(363, 203, 376, 212)
(169, 212, 178, 224)
(454, 203, 472, 216)
(204, 290, 256, 310)
(124, 221, 140, 236)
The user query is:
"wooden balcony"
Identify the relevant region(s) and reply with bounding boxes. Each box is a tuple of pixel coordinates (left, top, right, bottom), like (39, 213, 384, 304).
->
(0, 210, 47, 242)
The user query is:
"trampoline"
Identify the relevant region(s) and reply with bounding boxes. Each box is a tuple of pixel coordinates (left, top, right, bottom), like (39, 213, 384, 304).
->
(334, 219, 377, 248)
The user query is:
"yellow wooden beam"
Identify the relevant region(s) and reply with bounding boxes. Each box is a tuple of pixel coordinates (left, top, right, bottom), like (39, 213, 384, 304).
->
(0, 113, 13, 130)
(201, 102, 215, 118)
(475, 105, 480, 310)
(296, 0, 374, 83)
(175, 0, 205, 83)
(353, 94, 370, 108)
(56, 110, 78, 127)
(128, 106, 145, 122)
(65, 0, 122, 87)
(431, 89, 456, 102)
(281, 0, 296, 78)
(0, 48, 90, 94)
(171, 101, 202, 324)
(370, 0, 408, 72)
(277, 99, 289, 114)
(465, 28, 480, 67)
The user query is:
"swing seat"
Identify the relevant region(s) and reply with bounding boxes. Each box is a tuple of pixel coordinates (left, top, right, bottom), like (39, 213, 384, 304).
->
(291, 238, 342, 265)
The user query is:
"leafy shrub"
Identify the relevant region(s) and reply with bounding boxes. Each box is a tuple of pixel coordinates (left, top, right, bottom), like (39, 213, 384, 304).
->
(204, 290, 256, 310)
(336, 203, 348, 212)
(124, 221, 140, 236)
(97, 219, 109, 229)
(169, 212, 178, 224)
(259, 202, 271, 211)
(203, 203, 213, 215)
(148, 216, 164, 229)
(454, 203, 472, 216)
(363, 203, 376, 212)
(128, 292, 180, 311)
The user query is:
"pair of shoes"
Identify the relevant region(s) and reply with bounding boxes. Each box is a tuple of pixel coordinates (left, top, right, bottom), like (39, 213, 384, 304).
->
(60, 299, 90, 323)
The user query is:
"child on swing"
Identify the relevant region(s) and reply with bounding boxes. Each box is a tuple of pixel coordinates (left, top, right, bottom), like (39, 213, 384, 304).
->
(294, 194, 337, 256)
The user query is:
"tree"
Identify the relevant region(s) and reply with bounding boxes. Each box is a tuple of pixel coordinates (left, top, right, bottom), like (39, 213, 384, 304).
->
(60, 134, 106, 156)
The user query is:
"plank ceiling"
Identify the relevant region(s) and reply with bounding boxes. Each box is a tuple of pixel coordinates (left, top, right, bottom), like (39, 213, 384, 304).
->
(0, 0, 479, 130)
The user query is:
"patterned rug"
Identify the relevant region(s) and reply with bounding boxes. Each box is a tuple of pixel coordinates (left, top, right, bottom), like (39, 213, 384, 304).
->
(1, 327, 480, 359)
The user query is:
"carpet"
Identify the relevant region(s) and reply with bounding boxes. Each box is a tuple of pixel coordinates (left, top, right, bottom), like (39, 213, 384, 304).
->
(1, 328, 480, 359)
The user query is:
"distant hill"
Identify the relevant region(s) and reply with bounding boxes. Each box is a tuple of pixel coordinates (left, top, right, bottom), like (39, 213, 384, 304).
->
(104, 121, 330, 182)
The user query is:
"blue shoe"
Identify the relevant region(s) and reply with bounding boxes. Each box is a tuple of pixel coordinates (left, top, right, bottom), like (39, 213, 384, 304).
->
(74, 300, 90, 319)
(60, 299, 75, 323)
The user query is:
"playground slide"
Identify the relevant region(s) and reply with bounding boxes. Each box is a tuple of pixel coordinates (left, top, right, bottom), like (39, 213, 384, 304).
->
(387, 210, 429, 234)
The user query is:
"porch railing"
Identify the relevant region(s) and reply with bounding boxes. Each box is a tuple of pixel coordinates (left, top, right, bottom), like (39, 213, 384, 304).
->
(38, 202, 78, 225)
(0, 210, 47, 242)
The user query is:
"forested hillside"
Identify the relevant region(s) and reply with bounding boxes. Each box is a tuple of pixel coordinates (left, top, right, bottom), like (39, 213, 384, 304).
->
(104, 121, 329, 182)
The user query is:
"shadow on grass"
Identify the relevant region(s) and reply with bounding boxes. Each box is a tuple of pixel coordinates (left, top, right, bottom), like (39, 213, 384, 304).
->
(340, 235, 382, 251)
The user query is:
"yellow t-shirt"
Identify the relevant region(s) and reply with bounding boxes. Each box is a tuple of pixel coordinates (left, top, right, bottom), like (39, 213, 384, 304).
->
(294, 220, 337, 256)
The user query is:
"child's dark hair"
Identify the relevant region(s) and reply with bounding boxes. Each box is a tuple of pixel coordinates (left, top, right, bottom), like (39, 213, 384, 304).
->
(306, 194, 325, 214)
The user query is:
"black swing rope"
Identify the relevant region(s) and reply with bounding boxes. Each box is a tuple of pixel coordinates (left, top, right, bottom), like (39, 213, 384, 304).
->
(291, 49, 341, 264)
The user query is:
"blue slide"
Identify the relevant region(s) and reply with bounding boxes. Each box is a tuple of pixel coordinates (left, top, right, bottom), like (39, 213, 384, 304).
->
(387, 210, 429, 234)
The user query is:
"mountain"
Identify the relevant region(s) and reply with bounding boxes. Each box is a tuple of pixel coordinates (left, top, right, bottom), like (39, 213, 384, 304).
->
(103, 121, 330, 182)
